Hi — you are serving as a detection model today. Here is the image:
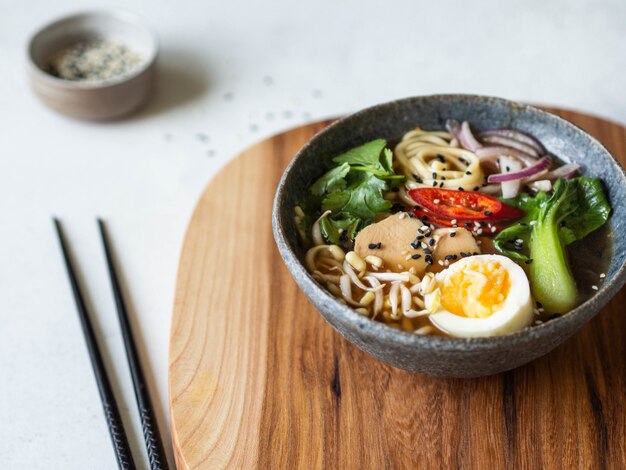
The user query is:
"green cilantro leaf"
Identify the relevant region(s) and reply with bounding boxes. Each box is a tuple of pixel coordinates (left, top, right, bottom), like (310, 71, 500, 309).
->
(324, 173, 391, 220)
(332, 139, 387, 170)
(310, 162, 350, 196)
(299, 138, 403, 245)
(319, 214, 360, 245)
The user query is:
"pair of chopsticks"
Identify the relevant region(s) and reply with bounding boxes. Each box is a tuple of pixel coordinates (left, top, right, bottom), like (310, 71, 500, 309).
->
(54, 219, 169, 470)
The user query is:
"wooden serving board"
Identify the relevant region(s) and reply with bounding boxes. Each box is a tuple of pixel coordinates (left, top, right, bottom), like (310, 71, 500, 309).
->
(169, 109, 626, 469)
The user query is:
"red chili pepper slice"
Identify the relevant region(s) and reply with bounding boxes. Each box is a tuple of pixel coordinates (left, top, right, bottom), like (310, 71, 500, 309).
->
(411, 206, 457, 227)
(408, 188, 525, 221)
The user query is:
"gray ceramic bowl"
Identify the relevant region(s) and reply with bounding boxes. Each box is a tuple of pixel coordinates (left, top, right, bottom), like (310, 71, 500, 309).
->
(273, 94, 626, 378)
(27, 9, 158, 120)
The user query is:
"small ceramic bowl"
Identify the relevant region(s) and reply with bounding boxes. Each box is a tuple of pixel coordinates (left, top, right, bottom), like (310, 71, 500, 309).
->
(27, 9, 158, 120)
(273, 94, 626, 378)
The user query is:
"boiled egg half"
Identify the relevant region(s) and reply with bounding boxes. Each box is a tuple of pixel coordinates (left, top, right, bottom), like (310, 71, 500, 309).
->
(425, 254, 533, 338)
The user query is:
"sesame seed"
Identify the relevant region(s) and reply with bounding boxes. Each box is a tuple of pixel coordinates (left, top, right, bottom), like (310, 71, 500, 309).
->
(47, 39, 143, 83)
(525, 259, 533, 264)
(450, 231, 456, 237)
(425, 255, 433, 265)
(451, 219, 457, 224)
(491, 226, 497, 233)
(429, 238, 435, 246)
(421, 242, 429, 249)
(600, 273, 606, 278)
(473, 186, 480, 191)
(432, 172, 438, 179)
(458, 187, 464, 191)
(445, 254, 455, 260)
(466, 171, 472, 175)
(506, 166, 511, 172)
(434, 199, 440, 204)
(411, 254, 422, 260)
(441, 176, 446, 180)
(432, 181, 437, 187)
(438, 260, 444, 266)
(421, 215, 429, 222)
(436, 154, 445, 163)
(368, 243, 377, 249)
(484, 211, 493, 216)
(476, 228, 483, 235)
(399, 212, 407, 219)
(439, 182, 444, 188)
(423, 248, 433, 255)
(591, 285, 599, 291)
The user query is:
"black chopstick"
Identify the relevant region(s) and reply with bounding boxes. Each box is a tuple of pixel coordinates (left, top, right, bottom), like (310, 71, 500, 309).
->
(98, 219, 170, 470)
(53, 219, 136, 470)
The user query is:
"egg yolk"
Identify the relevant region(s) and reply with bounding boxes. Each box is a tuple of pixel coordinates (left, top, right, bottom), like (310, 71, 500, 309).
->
(440, 259, 510, 318)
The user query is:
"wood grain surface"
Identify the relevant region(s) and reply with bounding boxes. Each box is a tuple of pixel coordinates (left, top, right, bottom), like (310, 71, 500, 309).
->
(169, 109, 626, 470)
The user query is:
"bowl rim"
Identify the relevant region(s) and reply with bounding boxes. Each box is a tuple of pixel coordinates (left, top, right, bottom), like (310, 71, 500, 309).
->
(273, 93, 626, 352)
(26, 8, 159, 90)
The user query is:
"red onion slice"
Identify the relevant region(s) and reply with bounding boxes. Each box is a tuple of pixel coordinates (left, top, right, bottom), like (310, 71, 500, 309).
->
(523, 163, 579, 183)
(542, 162, 580, 181)
(479, 129, 545, 154)
(522, 168, 549, 183)
(487, 156, 551, 183)
(476, 146, 538, 166)
(446, 120, 482, 152)
(480, 135, 540, 157)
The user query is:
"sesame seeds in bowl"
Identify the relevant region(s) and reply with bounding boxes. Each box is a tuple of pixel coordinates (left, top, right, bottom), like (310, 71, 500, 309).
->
(27, 9, 158, 120)
(46, 39, 143, 84)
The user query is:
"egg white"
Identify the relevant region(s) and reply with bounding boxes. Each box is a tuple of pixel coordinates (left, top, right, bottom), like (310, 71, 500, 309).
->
(426, 254, 533, 338)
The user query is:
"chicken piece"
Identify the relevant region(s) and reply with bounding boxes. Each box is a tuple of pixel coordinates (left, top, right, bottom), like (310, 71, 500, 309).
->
(354, 213, 428, 274)
(432, 227, 481, 271)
